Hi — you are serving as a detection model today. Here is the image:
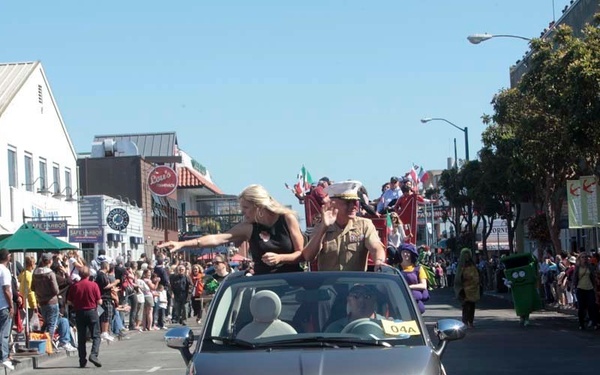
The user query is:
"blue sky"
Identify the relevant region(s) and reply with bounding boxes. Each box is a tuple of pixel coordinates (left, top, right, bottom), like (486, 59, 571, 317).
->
(2, 0, 571, 221)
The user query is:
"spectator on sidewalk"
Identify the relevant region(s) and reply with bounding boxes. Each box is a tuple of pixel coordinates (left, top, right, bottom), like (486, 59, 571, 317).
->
(67, 266, 102, 368)
(18, 256, 37, 321)
(32, 253, 76, 352)
(572, 252, 599, 330)
(170, 265, 192, 325)
(95, 262, 118, 342)
(0, 249, 15, 370)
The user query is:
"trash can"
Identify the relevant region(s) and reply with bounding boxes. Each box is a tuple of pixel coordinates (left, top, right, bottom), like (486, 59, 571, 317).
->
(501, 253, 543, 324)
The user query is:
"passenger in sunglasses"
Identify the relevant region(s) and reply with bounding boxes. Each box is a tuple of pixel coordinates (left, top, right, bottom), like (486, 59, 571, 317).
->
(325, 284, 382, 333)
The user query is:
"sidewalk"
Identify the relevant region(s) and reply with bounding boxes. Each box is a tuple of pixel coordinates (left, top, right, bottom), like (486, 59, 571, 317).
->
(9, 331, 138, 374)
(484, 289, 577, 316)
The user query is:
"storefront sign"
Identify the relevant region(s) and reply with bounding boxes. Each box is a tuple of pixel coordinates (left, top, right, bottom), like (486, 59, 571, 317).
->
(28, 220, 68, 237)
(69, 227, 104, 243)
(106, 208, 130, 231)
(148, 165, 178, 196)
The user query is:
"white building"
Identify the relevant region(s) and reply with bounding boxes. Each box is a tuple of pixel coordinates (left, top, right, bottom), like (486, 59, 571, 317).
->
(0, 61, 79, 240)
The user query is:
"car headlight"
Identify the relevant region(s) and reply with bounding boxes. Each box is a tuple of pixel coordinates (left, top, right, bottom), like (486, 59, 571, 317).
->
(512, 271, 519, 279)
(518, 270, 526, 278)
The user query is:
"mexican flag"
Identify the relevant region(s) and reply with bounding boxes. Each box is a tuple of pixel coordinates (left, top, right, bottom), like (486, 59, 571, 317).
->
(294, 165, 313, 196)
(386, 213, 393, 233)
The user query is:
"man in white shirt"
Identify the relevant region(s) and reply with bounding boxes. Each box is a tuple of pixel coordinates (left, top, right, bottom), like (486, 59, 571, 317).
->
(0, 249, 14, 370)
(376, 176, 401, 214)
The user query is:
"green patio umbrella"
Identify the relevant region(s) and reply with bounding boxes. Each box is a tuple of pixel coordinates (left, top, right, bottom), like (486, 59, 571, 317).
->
(0, 223, 77, 251)
(0, 223, 77, 348)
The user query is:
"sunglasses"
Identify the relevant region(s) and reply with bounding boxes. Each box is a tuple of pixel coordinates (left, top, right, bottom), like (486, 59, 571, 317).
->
(349, 292, 373, 300)
(213, 261, 225, 265)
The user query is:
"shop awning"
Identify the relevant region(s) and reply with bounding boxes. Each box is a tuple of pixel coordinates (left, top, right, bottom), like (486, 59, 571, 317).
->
(178, 167, 223, 194)
(478, 242, 511, 251)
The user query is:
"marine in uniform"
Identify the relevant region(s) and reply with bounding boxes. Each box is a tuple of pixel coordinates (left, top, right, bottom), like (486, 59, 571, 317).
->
(302, 181, 386, 271)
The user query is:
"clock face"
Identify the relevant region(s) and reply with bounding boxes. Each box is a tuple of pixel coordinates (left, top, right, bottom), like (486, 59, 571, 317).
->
(107, 208, 130, 231)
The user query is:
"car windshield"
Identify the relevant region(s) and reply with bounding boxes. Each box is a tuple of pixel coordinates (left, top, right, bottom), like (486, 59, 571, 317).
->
(203, 272, 425, 350)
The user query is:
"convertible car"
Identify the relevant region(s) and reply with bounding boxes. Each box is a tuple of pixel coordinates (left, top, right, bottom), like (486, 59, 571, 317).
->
(165, 270, 466, 375)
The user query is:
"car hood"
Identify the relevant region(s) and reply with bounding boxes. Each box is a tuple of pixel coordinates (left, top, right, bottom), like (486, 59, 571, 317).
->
(193, 347, 439, 375)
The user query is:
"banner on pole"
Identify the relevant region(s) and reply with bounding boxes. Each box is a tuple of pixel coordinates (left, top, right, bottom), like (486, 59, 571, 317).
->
(579, 176, 599, 227)
(567, 179, 583, 228)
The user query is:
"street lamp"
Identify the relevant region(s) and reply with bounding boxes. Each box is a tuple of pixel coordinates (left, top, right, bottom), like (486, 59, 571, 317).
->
(420, 118, 469, 161)
(467, 33, 531, 44)
(38, 181, 61, 196)
(421, 117, 473, 252)
(54, 186, 80, 202)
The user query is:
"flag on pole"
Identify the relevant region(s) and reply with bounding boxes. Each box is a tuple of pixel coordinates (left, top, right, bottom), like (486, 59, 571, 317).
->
(408, 165, 419, 185)
(386, 213, 393, 236)
(294, 165, 313, 197)
(418, 167, 430, 186)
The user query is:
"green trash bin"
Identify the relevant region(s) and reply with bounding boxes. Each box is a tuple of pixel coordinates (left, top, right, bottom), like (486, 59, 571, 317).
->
(501, 253, 543, 326)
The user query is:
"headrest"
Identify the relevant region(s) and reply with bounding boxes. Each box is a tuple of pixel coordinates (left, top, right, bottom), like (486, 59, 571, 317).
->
(250, 290, 282, 323)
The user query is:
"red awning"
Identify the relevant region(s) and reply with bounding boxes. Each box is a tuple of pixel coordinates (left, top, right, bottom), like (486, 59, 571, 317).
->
(178, 167, 223, 194)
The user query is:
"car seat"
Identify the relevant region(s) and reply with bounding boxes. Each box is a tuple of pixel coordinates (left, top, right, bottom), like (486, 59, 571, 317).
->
(236, 290, 297, 341)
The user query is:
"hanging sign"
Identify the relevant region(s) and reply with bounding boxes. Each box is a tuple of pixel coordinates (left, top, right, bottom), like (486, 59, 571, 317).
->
(148, 165, 178, 197)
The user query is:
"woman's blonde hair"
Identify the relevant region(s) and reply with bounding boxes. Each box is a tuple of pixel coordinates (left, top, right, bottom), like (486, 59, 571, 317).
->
(239, 184, 297, 218)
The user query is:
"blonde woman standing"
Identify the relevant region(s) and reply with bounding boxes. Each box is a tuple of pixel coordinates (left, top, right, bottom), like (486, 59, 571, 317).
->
(160, 185, 304, 275)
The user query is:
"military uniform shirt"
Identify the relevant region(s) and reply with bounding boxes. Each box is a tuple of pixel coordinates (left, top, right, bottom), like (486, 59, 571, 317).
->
(318, 217, 380, 271)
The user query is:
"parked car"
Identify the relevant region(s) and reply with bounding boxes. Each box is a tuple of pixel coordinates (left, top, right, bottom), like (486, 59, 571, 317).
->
(165, 270, 466, 375)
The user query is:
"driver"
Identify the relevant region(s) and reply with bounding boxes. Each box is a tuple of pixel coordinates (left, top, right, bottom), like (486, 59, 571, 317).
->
(325, 284, 383, 333)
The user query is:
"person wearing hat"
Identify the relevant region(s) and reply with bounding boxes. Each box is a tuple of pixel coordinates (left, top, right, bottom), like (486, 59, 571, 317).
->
(376, 177, 401, 214)
(398, 243, 429, 313)
(301, 180, 386, 271)
(325, 284, 382, 332)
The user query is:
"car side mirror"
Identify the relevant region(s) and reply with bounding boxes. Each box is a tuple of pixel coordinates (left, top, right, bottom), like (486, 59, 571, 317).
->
(433, 319, 466, 358)
(165, 327, 194, 364)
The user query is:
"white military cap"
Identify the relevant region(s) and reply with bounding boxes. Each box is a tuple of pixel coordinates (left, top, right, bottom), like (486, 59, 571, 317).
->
(325, 180, 362, 200)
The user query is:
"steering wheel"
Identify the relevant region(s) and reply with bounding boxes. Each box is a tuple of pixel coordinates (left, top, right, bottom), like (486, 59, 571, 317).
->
(340, 318, 384, 337)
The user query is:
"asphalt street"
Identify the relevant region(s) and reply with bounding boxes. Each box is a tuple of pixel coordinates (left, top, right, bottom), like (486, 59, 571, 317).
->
(12, 288, 599, 375)
(424, 287, 599, 375)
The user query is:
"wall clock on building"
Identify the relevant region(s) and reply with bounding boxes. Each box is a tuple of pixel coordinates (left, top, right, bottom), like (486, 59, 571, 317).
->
(107, 208, 130, 231)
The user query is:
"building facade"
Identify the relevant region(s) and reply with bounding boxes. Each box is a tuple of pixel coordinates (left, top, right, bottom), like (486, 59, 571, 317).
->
(0, 61, 79, 244)
(74, 195, 144, 262)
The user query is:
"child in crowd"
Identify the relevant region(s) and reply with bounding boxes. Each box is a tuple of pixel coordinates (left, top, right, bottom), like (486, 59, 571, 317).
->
(156, 284, 168, 330)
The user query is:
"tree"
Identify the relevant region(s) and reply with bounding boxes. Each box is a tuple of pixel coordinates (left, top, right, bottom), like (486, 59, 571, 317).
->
(479, 121, 535, 253)
(438, 167, 472, 254)
(484, 20, 600, 252)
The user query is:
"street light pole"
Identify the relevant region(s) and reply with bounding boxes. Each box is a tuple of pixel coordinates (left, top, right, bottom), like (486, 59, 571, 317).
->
(453, 138, 458, 169)
(421, 117, 474, 253)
